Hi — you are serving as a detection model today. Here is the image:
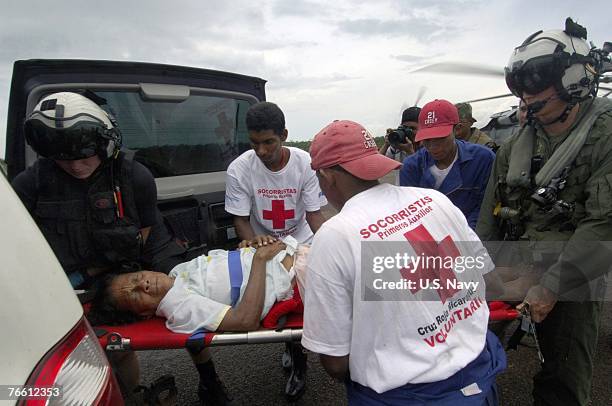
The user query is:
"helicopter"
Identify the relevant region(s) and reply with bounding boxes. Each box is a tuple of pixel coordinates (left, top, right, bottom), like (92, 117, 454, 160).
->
(408, 34, 612, 146)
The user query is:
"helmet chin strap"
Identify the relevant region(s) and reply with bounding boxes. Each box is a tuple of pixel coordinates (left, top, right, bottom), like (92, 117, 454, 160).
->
(548, 102, 576, 125)
(524, 94, 575, 126)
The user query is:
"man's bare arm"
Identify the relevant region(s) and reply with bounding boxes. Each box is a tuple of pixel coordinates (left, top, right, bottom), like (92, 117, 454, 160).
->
(320, 354, 349, 381)
(306, 210, 326, 234)
(233, 215, 256, 241)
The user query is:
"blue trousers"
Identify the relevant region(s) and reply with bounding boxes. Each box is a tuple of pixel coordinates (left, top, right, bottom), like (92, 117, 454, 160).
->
(346, 330, 506, 406)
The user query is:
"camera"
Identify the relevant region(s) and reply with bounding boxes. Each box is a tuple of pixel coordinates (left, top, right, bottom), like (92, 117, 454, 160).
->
(531, 185, 560, 207)
(387, 126, 415, 146)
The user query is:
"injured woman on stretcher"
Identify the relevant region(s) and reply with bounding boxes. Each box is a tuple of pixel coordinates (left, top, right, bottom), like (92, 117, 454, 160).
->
(90, 235, 309, 333)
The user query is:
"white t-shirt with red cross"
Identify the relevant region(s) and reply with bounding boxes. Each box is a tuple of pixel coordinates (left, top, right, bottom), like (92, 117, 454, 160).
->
(225, 147, 326, 243)
(301, 183, 493, 393)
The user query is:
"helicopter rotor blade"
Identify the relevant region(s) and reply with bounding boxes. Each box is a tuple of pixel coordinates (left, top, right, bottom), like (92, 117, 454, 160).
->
(461, 93, 515, 104)
(412, 62, 504, 77)
(414, 86, 427, 106)
(461, 86, 612, 103)
(399, 86, 428, 117)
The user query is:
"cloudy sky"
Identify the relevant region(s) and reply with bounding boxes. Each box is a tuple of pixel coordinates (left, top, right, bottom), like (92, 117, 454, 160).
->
(1, 0, 609, 156)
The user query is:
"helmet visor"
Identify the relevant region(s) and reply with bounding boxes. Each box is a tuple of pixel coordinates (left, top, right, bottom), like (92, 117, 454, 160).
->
(24, 120, 105, 160)
(505, 54, 561, 97)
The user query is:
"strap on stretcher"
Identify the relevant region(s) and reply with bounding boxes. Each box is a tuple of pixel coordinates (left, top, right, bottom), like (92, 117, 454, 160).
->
(228, 250, 243, 307)
(186, 329, 212, 354)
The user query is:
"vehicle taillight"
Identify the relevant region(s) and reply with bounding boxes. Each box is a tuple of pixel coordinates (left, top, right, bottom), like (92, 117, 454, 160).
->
(18, 317, 123, 406)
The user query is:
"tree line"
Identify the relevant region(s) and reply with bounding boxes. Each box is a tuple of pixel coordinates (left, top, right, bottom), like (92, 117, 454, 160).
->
(286, 136, 386, 152)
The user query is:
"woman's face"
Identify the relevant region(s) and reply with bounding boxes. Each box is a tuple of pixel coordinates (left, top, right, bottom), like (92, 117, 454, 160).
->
(109, 271, 174, 317)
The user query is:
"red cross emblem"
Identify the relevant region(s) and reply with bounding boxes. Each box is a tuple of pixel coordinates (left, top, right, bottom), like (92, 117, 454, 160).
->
(399, 224, 460, 303)
(262, 200, 295, 229)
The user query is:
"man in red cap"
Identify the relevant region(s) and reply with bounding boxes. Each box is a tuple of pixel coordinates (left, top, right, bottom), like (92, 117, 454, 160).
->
(399, 100, 495, 229)
(302, 119, 506, 405)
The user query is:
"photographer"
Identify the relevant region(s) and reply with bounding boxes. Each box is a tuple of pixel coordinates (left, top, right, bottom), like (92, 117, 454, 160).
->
(379, 107, 419, 184)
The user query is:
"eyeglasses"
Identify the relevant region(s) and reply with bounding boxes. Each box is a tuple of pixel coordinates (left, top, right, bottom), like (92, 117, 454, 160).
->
(422, 138, 448, 148)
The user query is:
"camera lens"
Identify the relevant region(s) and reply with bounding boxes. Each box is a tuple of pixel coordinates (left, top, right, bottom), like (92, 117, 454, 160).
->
(388, 130, 401, 145)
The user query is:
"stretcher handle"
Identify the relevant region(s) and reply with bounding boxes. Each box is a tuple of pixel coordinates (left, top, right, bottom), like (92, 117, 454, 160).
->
(489, 309, 520, 321)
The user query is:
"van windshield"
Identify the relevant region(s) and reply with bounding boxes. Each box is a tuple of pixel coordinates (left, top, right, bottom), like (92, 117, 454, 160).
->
(96, 91, 252, 177)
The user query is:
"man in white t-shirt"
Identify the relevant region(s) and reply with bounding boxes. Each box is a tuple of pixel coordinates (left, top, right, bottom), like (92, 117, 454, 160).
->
(400, 100, 495, 229)
(225, 101, 327, 244)
(224, 101, 326, 400)
(303, 119, 506, 404)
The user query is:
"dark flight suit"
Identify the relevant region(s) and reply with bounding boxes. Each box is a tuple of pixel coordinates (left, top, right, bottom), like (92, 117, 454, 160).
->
(477, 98, 612, 406)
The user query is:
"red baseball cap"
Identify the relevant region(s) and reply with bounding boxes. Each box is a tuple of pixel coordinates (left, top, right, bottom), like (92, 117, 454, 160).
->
(414, 99, 459, 142)
(310, 120, 400, 180)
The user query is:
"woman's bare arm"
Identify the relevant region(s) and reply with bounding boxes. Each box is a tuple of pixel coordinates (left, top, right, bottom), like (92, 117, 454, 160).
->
(217, 241, 286, 331)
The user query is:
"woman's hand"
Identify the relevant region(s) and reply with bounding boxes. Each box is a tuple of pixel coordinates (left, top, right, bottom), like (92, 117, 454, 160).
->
(254, 240, 286, 262)
(238, 235, 277, 249)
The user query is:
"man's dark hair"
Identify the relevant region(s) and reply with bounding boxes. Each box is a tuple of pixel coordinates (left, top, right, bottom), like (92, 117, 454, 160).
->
(401, 107, 421, 124)
(87, 274, 143, 326)
(245, 102, 286, 135)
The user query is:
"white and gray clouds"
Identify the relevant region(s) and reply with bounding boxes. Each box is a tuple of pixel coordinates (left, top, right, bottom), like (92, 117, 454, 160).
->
(1, 0, 609, 156)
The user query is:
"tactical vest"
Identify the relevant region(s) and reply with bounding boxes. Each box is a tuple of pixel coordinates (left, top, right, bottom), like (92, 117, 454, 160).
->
(33, 152, 142, 273)
(499, 99, 612, 242)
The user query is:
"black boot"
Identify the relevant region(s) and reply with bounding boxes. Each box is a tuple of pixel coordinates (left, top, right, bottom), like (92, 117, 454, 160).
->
(125, 375, 178, 406)
(196, 360, 233, 406)
(285, 343, 307, 402)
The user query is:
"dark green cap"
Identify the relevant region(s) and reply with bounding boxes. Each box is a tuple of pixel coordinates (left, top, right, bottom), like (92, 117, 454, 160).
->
(455, 102, 476, 123)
